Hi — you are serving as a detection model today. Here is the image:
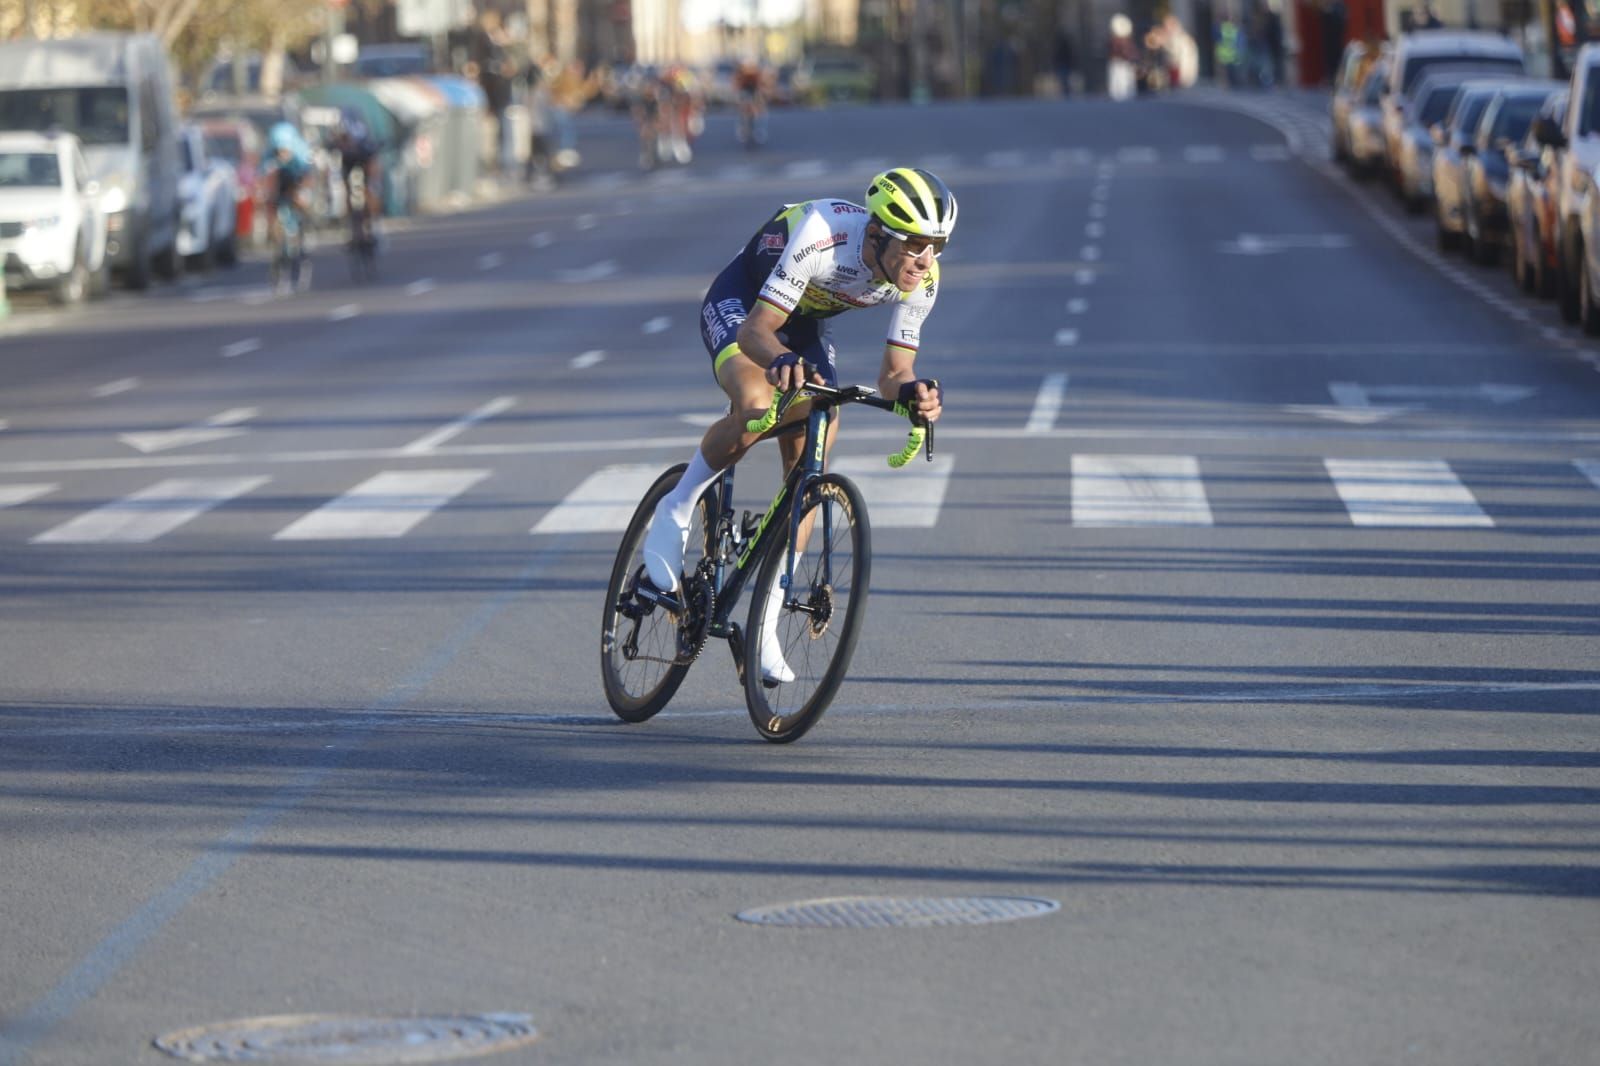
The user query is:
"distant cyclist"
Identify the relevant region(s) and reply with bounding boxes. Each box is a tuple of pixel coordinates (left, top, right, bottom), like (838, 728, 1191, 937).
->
(262, 121, 314, 292)
(733, 58, 768, 146)
(642, 168, 954, 680)
(331, 110, 382, 251)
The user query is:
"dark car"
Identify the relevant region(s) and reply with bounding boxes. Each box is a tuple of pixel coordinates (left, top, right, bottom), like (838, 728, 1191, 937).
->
(1395, 71, 1478, 211)
(1507, 89, 1569, 295)
(1432, 81, 1505, 252)
(1461, 81, 1563, 265)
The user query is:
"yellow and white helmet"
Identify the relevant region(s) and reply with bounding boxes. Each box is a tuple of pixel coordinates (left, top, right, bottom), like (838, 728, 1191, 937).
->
(866, 167, 958, 242)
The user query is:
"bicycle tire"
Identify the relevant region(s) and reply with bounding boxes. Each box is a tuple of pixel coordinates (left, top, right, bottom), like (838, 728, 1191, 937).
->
(743, 473, 871, 743)
(600, 464, 714, 722)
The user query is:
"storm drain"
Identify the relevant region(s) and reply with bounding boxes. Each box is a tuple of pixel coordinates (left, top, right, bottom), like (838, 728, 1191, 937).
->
(736, 895, 1060, 929)
(153, 1012, 539, 1064)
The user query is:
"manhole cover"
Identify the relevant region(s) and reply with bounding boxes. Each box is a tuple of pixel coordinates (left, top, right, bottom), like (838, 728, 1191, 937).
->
(153, 1013, 539, 1064)
(736, 895, 1060, 929)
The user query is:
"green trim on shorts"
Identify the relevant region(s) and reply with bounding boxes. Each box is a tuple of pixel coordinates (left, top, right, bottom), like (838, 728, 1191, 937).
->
(713, 342, 744, 376)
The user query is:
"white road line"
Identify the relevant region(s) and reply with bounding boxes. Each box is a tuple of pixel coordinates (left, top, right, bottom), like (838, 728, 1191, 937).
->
(1184, 145, 1225, 163)
(1025, 373, 1069, 433)
(1575, 458, 1600, 492)
(328, 305, 361, 322)
(571, 349, 606, 369)
(530, 232, 555, 248)
(400, 396, 517, 456)
(273, 470, 489, 540)
(32, 476, 268, 544)
(1092, 185, 1112, 201)
(1086, 221, 1105, 239)
(1075, 269, 1096, 285)
(559, 260, 618, 283)
(783, 160, 829, 179)
(477, 252, 504, 271)
(642, 316, 672, 334)
(220, 338, 263, 359)
(1324, 459, 1493, 527)
(830, 456, 953, 527)
(1081, 246, 1101, 261)
(1116, 147, 1158, 164)
(1067, 298, 1089, 314)
(984, 150, 1027, 169)
(1088, 201, 1108, 219)
(1054, 328, 1080, 346)
(917, 153, 960, 171)
(574, 214, 598, 230)
(532, 463, 664, 533)
(679, 413, 721, 427)
(92, 378, 140, 398)
(405, 279, 437, 296)
(1072, 455, 1214, 526)
(1050, 148, 1096, 167)
(0, 483, 56, 507)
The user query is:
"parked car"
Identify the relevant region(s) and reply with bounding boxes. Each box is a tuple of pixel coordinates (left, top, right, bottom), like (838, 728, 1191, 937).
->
(1460, 81, 1563, 265)
(351, 44, 432, 79)
(1382, 31, 1526, 183)
(0, 129, 107, 305)
(1432, 81, 1502, 251)
(1331, 39, 1385, 164)
(197, 116, 261, 246)
(1347, 59, 1392, 177)
(802, 49, 875, 103)
(1507, 88, 1568, 295)
(0, 32, 183, 289)
(1395, 71, 1479, 211)
(175, 123, 239, 269)
(1543, 42, 1600, 328)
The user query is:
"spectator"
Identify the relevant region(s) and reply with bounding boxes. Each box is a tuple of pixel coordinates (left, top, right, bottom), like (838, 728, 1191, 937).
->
(468, 9, 514, 176)
(1109, 14, 1139, 100)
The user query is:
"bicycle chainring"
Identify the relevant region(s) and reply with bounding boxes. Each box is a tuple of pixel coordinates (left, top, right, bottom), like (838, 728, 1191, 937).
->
(674, 561, 715, 665)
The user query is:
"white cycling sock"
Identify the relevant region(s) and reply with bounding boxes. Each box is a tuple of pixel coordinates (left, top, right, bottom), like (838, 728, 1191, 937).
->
(663, 449, 721, 526)
(760, 550, 801, 683)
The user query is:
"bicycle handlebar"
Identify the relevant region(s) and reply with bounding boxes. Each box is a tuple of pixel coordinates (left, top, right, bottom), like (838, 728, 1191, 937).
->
(744, 382, 932, 467)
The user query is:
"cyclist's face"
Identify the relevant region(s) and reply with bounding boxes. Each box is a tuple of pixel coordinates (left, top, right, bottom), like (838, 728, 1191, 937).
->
(881, 231, 938, 292)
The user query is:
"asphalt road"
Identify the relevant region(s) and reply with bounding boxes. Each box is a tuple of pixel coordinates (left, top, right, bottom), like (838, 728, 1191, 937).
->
(1, 93, 1596, 1066)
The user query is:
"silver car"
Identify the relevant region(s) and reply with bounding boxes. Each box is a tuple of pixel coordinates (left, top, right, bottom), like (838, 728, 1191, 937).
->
(1347, 59, 1391, 177)
(1395, 71, 1480, 212)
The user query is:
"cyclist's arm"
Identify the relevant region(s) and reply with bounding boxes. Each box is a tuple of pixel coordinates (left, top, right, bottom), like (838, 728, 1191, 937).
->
(878, 345, 941, 424)
(735, 302, 810, 390)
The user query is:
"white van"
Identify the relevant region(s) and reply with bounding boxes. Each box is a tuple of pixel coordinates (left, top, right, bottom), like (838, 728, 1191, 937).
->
(0, 33, 182, 289)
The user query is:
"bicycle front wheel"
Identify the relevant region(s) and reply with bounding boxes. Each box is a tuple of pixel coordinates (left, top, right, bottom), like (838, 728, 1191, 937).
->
(600, 464, 714, 722)
(743, 473, 872, 743)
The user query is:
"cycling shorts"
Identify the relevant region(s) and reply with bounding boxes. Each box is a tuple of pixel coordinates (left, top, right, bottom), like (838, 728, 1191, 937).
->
(699, 256, 837, 386)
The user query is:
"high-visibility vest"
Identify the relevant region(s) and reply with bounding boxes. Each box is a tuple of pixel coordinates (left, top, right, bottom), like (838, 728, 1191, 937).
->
(1215, 22, 1240, 64)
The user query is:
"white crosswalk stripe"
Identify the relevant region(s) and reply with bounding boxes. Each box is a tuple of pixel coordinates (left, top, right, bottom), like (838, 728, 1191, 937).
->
(273, 470, 489, 540)
(15, 454, 1600, 545)
(532, 463, 662, 534)
(0, 484, 57, 508)
(1072, 455, 1214, 526)
(31, 477, 269, 544)
(1324, 459, 1494, 527)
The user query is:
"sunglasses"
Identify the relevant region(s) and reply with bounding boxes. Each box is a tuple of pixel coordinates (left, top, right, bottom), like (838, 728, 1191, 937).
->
(883, 228, 947, 258)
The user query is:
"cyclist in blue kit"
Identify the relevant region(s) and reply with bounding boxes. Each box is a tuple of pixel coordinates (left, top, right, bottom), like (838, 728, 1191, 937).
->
(642, 167, 956, 679)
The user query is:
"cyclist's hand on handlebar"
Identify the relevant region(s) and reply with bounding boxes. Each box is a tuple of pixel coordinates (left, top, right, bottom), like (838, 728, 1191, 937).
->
(896, 379, 943, 425)
(766, 352, 819, 394)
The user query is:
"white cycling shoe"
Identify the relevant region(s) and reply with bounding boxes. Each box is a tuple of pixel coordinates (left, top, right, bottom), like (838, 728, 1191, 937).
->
(642, 498, 689, 594)
(758, 560, 798, 685)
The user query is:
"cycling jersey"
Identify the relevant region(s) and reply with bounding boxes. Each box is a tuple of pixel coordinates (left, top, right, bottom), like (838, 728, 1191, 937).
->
(699, 198, 938, 383)
(264, 155, 312, 206)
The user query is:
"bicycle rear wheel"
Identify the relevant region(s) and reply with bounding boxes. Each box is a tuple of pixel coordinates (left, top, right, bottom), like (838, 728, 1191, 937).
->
(600, 464, 715, 722)
(743, 473, 871, 743)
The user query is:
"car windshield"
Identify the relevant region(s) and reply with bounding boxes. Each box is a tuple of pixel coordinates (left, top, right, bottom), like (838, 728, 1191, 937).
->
(1452, 94, 1492, 137)
(0, 87, 130, 146)
(1419, 85, 1460, 126)
(1579, 68, 1600, 136)
(1491, 94, 1547, 141)
(1402, 54, 1521, 93)
(0, 151, 62, 187)
(203, 133, 242, 165)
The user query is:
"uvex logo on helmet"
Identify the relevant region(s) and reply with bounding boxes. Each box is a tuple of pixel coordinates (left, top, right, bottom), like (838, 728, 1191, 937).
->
(866, 167, 958, 241)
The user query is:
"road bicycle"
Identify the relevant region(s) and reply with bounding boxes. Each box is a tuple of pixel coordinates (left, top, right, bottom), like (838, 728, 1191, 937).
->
(601, 381, 933, 743)
(345, 167, 379, 283)
(269, 201, 310, 295)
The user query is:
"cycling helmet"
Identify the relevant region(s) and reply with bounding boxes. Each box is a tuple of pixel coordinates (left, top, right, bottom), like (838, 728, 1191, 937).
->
(268, 121, 300, 151)
(866, 167, 957, 241)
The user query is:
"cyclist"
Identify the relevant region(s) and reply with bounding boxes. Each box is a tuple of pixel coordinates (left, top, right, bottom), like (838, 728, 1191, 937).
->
(261, 121, 314, 292)
(733, 58, 768, 146)
(642, 167, 953, 682)
(331, 110, 382, 254)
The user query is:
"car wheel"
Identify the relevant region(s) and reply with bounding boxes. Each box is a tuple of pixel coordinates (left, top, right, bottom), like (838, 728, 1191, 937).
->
(1475, 228, 1500, 266)
(1560, 237, 1581, 322)
(50, 245, 88, 306)
(122, 232, 151, 291)
(1581, 250, 1600, 335)
(217, 233, 238, 268)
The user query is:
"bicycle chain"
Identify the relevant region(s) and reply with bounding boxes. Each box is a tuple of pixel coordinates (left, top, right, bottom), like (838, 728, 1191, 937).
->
(674, 559, 716, 666)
